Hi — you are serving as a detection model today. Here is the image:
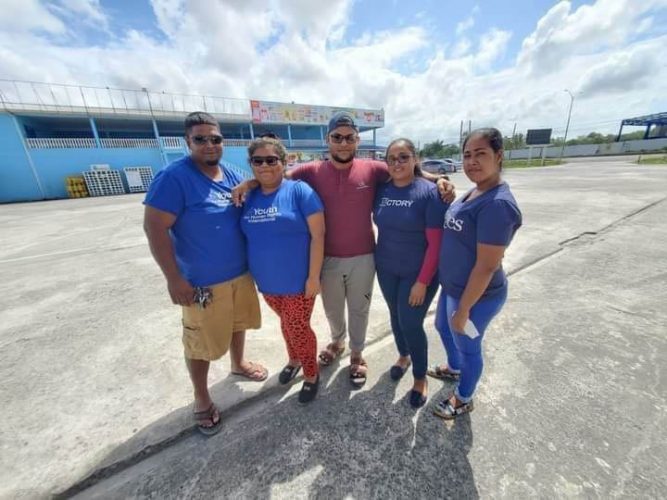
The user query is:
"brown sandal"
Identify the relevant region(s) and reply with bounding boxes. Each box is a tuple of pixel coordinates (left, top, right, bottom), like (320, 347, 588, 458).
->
(349, 357, 368, 388)
(318, 343, 345, 366)
(193, 403, 222, 436)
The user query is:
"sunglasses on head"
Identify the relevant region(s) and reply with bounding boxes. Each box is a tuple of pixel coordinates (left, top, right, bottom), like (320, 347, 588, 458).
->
(386, 153, 413, 165)
(250, 155, 281, 167)
(191, 134, 223, 145)
(329, 133, 357, 144)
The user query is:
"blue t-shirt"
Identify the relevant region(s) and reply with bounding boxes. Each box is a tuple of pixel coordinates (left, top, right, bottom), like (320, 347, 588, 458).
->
(143, 156, 247, 287)
(373, 178, 448, 278)
(439, 182, 522, 299)
(240, 180, 324, 295)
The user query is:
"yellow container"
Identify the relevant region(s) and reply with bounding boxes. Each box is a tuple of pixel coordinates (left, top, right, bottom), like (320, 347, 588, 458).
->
(65, 176, 89, 198)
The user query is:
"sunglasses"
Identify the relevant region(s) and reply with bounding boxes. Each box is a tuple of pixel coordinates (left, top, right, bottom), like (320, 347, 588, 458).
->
(329, 133, 357, 144)
(250, 155, 281, 167)
(386, 153, 413, 166)
(191, 134, 223, 145)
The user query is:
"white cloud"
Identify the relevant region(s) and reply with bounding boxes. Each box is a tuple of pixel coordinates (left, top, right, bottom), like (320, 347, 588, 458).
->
(59, 0, 107, 24)
(456, 5, 479, 36)
(0, 0, 66, 34)
(0, 0, 665, 146)
(517, 0, 666, 75)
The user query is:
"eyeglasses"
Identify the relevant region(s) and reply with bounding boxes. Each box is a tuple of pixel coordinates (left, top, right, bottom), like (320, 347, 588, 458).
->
(191, 134, 223, 145)
(329, 133, 357, 144)
(386, 153, 413, 166)
(250, 155, 281, 167)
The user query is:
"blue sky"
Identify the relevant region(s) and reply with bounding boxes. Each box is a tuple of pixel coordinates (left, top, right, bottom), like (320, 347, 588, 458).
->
(1, 0, 666, 142)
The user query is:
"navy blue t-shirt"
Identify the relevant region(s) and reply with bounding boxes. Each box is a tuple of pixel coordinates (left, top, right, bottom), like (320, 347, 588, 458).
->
(143, 156, 247, 287)
(373, 178, 448, 278)
(439, 182, 522, 299)
(241, 180, 324, 295)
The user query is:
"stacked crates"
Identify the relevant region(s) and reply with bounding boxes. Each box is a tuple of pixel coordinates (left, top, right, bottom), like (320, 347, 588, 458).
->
(82, 168, 126, 197)
(123, 166, 154, 193)
(65, 176, 89, 198)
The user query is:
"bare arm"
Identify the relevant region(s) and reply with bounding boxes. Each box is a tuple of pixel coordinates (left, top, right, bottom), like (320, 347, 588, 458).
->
(451, 243, 506, 332)
(143, 206, 194, 306)
(304, 212, 325, 299)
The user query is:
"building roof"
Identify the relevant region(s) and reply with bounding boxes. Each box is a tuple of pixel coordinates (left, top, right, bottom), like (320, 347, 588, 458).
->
(621, 112, 667, 127)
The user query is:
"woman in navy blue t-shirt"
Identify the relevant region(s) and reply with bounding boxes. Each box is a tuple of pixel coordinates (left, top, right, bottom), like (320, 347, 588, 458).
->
(373, 138, 447, 408)
(429, 128, 522, 419)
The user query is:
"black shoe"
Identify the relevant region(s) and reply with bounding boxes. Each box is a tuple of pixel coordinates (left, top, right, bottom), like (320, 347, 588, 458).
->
(409, 389, 427, 408)
(278, 364, 301, 385)
(389, 363, 410, 381)
(298, 375, 319, 404)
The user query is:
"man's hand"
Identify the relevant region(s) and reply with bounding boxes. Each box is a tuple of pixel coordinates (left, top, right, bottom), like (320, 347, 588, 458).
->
(437, 177, 456, 203)
(304, 276, 321, 299)
(167, 275, 195, 306)
(408, 282, 427, 307)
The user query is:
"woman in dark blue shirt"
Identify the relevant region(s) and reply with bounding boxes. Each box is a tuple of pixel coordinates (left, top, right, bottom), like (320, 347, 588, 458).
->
(373, 138, 447, 408)
(429, 128, 522, 419)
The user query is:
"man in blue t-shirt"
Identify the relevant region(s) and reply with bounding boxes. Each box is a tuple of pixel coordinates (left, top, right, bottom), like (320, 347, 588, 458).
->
(143, 111, 267, 436)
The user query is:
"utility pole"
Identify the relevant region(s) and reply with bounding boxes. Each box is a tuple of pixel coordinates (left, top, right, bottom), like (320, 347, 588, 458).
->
(560, 89, 575, 160)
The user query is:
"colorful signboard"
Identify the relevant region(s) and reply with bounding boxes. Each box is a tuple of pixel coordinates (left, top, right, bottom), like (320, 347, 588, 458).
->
(250, 100, 384, 127)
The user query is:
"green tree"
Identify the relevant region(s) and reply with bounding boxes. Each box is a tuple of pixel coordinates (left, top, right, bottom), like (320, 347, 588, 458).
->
(420, 140, 460, 158)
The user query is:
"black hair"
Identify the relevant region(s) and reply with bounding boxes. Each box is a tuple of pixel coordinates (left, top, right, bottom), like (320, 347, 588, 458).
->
(385, 137, 423, 176)
(248, 137, 287, 163)
(462, 127, 504, 169)
(258, 131, 279, 140)
(184, 111, 219, 135)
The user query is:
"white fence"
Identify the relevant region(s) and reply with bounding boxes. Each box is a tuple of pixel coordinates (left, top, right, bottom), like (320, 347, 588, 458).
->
(506, 138, 667, 159)
(25, 137, 97, 149)
(100, 138, 159, 148)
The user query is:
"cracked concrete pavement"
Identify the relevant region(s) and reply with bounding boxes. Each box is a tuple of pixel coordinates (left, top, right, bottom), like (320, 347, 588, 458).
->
(0, 159, 666, 498)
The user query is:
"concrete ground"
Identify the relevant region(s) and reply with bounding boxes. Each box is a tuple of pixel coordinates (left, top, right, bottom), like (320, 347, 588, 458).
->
(1, 159, 666, 499)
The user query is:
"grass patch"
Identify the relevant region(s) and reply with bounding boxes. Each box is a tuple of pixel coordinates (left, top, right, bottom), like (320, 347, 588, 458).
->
(504, 159, 563, 168)
(638, 155, 667, 165)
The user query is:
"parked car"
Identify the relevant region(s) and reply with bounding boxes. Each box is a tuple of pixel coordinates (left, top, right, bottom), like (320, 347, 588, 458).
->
(421, 158, 461, 174)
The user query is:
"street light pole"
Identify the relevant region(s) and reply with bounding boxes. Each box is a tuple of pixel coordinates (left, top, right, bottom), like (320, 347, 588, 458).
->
(560, 89, 575, 160)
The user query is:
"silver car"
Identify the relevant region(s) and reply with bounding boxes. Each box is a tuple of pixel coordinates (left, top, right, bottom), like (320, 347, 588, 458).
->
(421, 158, 461, 174)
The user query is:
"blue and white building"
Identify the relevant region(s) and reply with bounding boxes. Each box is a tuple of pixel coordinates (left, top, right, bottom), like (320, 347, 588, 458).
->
(0, 80, 385, 203)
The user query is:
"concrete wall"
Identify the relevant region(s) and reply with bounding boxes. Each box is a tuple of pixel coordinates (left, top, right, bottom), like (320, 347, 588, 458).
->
(0, 115, 44, 202)
(29, 148, 165, 199)
(506, 137, 667, 160)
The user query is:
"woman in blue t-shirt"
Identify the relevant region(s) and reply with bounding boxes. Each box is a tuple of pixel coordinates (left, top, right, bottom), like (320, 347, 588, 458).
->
(240, 138, 325, 404)
(373, 138, 448, 408)
(429, 128, 522, 419)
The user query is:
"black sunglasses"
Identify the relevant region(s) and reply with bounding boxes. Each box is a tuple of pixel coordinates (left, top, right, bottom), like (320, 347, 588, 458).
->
(192, 134, 223, 145)
(330, 133, 357, 144)
(250, 155, 281, 167)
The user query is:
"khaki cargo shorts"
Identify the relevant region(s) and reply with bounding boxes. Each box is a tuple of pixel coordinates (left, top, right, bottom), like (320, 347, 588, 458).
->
(182, 273, 261, 361)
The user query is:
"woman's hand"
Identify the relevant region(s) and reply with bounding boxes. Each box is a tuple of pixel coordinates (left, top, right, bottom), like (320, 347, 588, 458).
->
(437, 177, 456, 203)
(451, 308, 469, 334)
(304, 276, 321, 299)
(408, 282, 427, 307)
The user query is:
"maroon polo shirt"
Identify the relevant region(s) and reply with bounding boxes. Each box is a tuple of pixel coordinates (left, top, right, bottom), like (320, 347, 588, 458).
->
(291, 159, 389, 257)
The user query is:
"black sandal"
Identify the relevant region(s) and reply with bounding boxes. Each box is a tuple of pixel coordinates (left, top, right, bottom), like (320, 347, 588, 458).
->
(427, 365, 460, 381)
(433, 396, 474, 420)
(298, 375, 320, 404)
(278, 364, 301, 385)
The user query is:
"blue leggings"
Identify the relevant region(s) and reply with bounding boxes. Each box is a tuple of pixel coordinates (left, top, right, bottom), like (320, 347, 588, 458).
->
(377, 269, 439, 379)
(434, 287, 507, 402)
